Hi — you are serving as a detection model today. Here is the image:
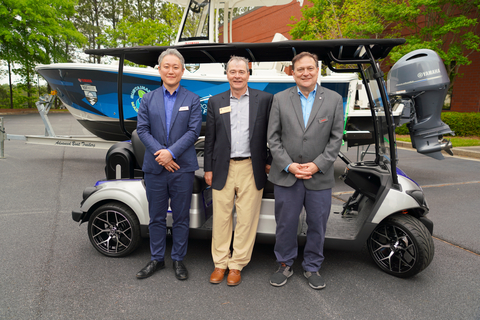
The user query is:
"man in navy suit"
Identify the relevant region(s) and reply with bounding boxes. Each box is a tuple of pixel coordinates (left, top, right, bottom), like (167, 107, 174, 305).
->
(136, 48, 202, 280)
(204, 56, 273, 286)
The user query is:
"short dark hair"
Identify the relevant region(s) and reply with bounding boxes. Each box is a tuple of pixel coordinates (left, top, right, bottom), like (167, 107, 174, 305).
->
(292, 52, 319, 71)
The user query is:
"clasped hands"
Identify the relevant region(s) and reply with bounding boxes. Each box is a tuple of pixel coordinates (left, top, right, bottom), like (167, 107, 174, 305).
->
(289, 162, 319, 180)
(154, 149, 179, 173)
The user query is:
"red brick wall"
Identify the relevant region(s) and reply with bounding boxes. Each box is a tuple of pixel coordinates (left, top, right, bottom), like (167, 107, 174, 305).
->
(451, 50, 480, 112)
(218, 0, 307, 43)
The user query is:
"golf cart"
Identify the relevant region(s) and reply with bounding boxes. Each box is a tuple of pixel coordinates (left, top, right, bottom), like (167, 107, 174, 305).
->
(72, 39, 453, 278)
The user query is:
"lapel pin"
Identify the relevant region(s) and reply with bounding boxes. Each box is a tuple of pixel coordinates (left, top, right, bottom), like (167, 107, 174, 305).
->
(319, 97, 322, 100)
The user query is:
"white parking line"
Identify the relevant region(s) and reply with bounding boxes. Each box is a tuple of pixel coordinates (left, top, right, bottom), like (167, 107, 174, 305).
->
(0, 210, 68, 217)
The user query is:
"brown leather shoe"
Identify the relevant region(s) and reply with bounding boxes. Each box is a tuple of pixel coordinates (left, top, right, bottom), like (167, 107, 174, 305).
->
(210, 268, 227, 284)
(227, 269, 241, 286)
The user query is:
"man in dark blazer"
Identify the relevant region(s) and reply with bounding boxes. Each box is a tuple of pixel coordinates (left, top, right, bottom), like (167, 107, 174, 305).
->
(204, 56, 273, 286)
(267, 52, 344, 289)
(136, 48, 202, 280)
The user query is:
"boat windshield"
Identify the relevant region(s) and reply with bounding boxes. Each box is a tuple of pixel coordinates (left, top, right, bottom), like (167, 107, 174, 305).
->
(364, 66, 397, 165)
(179, 0, 210, 42)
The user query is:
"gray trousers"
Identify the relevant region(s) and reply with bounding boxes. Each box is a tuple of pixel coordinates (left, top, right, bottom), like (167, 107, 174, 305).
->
(273, 179, 331, 272)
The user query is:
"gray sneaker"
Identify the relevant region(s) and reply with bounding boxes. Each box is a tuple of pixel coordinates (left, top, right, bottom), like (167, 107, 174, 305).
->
(303, 271, 326, 290)
(270, 263, 293, 287)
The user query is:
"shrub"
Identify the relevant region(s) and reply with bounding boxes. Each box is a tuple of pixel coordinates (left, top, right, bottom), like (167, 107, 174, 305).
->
(395, 112, 480, 137)
(0, 84, 49, 109)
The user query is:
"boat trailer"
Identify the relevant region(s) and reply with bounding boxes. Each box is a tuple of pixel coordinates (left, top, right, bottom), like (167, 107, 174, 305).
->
(0, 93, 117, 159)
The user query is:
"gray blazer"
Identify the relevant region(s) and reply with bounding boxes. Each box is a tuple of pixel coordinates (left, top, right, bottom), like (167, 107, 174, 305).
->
(267, 85, 344, 190)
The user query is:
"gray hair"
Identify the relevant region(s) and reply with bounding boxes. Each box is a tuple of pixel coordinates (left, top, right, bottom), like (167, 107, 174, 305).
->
(226, 56, 249, 72)
(158, 48, 185, 69)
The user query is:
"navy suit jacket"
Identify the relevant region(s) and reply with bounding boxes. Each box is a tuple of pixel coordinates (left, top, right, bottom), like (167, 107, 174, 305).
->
(204, 88, 273, 190)
(137, 85, 202, 174)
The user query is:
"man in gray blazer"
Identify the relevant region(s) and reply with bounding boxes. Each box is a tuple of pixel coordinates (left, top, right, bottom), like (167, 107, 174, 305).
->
(267, 52, 344, 289)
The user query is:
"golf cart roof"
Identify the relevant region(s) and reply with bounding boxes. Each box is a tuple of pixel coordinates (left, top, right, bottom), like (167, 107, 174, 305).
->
(85, 38, 406, 67)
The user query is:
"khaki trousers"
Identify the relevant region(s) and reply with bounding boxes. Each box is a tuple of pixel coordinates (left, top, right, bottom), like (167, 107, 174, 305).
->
(211, 158, 263, 270)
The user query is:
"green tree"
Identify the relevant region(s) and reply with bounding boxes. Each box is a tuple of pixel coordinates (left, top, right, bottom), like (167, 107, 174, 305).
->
(0, 0, 86, 108)
(289, 0, 480, 90)
(95, 0, 183, 59)
(74, 0, 104, 63)
(290, 0, 389, 40)
(97, 18, 176, 49)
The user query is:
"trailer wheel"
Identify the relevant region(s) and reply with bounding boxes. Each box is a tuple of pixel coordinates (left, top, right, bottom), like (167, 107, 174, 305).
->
(367, 214, 434, 278)
(88, 203, 141, 257)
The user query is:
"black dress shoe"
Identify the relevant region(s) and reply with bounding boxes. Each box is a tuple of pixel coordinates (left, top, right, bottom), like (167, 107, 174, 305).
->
(173, 260, 188, 280)
(136, 260, 165, 279)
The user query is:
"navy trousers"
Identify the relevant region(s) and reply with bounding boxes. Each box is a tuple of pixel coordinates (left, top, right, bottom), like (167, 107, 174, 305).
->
(144, 171, 194, 262)
(273, 179, 332, 272)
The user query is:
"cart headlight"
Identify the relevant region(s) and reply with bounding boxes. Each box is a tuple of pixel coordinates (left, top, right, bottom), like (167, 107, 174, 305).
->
(406, 190, 426, 206)
(82, 187, 98, 201)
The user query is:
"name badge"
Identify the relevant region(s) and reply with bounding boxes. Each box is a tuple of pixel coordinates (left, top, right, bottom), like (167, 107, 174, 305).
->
(179, 106, 189, 111)
(220, 106, 231, 114)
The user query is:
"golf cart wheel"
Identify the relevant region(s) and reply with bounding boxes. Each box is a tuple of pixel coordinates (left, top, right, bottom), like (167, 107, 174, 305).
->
(87, 203, 141, 257)
(367, 214, 434, 278)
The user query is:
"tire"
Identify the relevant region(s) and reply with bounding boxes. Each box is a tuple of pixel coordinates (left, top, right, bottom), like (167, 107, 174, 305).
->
(367, 214, 434, 278)
(87, 203, 141, 257)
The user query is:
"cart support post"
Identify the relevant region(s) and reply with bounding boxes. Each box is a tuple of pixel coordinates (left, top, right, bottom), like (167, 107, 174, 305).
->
(0, 117, 5, 159)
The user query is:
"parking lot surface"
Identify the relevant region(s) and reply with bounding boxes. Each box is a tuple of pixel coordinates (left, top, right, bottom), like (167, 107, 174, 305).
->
(1, 113, 479, 320)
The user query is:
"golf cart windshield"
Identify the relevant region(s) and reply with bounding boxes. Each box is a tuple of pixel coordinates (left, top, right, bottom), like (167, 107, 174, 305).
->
(179, 0, 210, 42)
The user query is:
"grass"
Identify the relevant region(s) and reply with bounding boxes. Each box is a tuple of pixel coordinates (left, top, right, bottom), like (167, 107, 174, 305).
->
(396, 135, 480, 147)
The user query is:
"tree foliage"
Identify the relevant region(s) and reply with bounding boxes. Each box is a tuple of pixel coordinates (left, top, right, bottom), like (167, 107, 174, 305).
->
(289, 0, 480, 89)
(95, 2, 181, 51)
(0, 0, 87, 107)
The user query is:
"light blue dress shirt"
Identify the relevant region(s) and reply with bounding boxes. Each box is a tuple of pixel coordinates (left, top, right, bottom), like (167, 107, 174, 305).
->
(163, 85, 178, 159)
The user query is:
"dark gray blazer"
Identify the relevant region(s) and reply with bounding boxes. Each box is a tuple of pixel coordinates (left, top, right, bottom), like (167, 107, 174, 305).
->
(267, 85, 344, 190)
(204, 88, 273, 190)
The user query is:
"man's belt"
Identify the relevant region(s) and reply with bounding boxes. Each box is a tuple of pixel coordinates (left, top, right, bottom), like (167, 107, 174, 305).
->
(231, 157, 251, 161)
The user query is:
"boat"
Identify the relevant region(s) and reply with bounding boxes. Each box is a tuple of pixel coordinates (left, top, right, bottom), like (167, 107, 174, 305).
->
(35, 0, 403, 144)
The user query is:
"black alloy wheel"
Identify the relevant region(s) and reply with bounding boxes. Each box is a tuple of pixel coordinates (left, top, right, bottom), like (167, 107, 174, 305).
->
(88, 203, 141, 257)
(367, 214, 434, 278)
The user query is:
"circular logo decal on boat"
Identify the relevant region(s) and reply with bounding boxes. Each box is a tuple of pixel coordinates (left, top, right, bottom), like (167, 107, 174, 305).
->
(131, 86, 151, 112)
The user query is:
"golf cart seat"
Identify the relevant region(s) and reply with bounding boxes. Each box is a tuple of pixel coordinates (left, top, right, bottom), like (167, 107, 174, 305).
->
(131, 129, 145, 169)
(263, 180, 275, 199)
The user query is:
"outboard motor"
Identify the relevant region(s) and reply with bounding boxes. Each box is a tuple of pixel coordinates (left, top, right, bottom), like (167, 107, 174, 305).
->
(388, 49, 454, 160)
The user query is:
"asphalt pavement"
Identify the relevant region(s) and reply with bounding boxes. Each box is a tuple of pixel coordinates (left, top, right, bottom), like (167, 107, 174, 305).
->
(1, 113, 479, 320)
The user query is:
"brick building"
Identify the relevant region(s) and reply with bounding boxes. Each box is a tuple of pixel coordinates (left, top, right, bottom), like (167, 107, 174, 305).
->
(219, 1, 479, 112)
